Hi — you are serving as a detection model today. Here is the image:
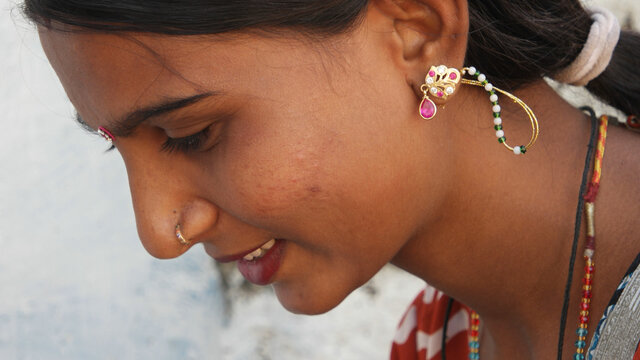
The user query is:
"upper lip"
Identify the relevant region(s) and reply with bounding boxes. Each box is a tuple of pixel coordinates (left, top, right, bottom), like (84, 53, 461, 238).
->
(213, 242, 270, 263)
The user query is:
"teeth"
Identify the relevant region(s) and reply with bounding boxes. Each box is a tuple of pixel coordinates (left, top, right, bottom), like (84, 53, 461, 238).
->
(242, 247, 263, 261)
(261, 239, 276, 250)
(242, 239, 277, 261)
(250, 248, 263, 257)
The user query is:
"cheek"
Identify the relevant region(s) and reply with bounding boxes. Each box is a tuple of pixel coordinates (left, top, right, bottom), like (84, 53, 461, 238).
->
(244, 164, 325, 217)
(217, 131, 335, 223)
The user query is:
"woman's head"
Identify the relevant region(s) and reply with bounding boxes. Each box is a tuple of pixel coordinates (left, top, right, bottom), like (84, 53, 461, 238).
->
(35, 1, 461, 314)
(23, 0, 640, 314)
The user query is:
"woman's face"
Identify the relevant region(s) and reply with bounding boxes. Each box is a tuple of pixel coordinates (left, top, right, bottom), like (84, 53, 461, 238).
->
(38, 10, 449, 314)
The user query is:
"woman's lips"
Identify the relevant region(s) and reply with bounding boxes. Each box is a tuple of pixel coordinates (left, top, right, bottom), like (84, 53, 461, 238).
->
(236, 239, 286, 285)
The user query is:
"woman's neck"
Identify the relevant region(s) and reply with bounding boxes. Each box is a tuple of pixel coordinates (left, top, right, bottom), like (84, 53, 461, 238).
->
(392, 79, 640, 359)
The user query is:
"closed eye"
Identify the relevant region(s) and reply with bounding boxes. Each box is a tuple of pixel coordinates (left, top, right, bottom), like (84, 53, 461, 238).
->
(160, 126, 211, 154)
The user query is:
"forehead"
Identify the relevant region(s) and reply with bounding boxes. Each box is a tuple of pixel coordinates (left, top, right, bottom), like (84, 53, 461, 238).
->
(37, 28, 335, 128)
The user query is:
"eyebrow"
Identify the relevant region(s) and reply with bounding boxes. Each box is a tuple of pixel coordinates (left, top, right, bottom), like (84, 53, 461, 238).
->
(75, 92, 218, 137)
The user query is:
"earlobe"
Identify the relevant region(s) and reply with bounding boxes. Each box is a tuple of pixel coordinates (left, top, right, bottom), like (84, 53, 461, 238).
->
(371, 0, 469, 75)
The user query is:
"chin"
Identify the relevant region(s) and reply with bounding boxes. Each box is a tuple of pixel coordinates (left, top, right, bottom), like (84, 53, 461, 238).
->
(272, 280, 354, 315)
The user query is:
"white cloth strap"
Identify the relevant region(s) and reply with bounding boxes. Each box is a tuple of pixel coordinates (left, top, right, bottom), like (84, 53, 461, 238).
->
(553, 7, 620, 86)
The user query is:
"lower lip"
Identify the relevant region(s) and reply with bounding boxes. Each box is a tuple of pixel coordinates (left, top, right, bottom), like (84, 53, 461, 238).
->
(237, 239, 286, 285)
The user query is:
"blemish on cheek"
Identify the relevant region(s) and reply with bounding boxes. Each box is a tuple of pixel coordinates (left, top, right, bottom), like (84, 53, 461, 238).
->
(307, 186, 322, 194)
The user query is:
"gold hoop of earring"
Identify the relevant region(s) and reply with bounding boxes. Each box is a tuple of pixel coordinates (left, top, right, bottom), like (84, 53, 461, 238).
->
(419, 65, 539, 155)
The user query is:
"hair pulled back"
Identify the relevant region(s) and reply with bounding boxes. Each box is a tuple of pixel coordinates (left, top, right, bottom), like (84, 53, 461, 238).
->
(23, 0, 640, 116)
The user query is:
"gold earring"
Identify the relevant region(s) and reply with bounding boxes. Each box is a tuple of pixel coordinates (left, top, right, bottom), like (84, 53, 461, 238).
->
(419, 65, 539, 155)
(419, 65, 461, 120)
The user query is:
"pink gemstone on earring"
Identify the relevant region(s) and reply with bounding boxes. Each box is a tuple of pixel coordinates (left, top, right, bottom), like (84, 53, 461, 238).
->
(437, 91, 444, 97)
(450, 73, 458, 80)
(429, 70, 436, 77)
(420, 97, 436, 119)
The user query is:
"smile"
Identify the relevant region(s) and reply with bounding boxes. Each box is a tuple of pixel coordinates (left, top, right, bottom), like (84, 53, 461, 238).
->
(237, 239, 286, 286)
(242, 238, 276, 261)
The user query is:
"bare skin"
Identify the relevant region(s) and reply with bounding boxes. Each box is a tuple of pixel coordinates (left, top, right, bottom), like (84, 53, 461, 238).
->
(37, 0, 640, 358)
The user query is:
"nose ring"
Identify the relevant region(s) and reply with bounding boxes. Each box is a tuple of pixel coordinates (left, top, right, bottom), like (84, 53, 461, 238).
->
(175, 224, 191, 245)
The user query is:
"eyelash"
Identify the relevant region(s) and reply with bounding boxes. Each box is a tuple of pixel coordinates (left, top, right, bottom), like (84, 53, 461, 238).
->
(160, 127, 211, 153)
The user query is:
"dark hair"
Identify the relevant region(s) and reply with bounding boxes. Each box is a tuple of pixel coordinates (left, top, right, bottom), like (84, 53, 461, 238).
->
(22, 0, 640, 116)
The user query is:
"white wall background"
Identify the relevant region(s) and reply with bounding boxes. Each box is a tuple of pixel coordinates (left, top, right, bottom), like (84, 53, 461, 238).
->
(0, 0, 637, 359)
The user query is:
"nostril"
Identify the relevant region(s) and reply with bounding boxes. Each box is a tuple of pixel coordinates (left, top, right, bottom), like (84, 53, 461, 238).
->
(178, 198, 219, 243)
(135, 216, 194, 259)
(135, 198, 218, 259)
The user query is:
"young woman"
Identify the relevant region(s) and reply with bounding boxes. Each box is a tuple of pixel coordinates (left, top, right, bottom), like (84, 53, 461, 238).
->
(23, 0, 640, 359)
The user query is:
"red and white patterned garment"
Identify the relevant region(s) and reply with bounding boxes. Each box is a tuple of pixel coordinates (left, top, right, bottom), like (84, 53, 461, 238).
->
(391, 252, 640, 360)
(390, 286, 472, 360)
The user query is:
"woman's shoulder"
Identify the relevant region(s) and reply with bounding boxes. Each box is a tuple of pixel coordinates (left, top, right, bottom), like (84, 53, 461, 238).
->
(390, 285, 471, 360)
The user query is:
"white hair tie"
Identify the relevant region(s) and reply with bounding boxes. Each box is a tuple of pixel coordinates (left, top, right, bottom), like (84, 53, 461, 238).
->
(553, 7, 620, 86)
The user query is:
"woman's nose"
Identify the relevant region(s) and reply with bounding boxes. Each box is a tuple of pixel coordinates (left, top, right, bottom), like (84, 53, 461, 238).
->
(119, 136, 219, 259)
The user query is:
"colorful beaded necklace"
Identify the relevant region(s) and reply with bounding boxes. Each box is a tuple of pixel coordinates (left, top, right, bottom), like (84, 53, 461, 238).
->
(573, 115, 608, 360)
(468, 311, 480, 360)
(442, 111, 609, 360)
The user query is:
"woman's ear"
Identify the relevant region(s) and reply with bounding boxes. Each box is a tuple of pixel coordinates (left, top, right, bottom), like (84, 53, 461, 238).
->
(368, 0, 469, 89)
